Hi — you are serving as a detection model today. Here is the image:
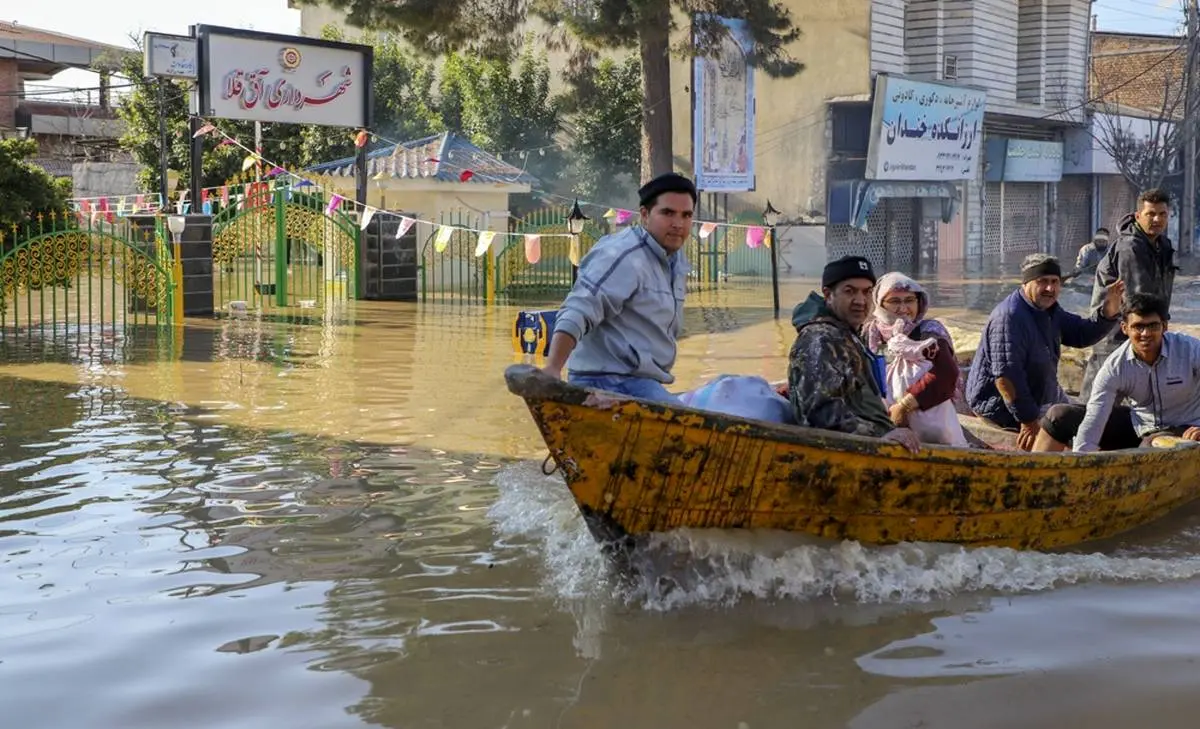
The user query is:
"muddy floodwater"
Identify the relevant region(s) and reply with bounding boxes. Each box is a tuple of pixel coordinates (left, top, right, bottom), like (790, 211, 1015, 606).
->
(7, 279, 1200, 728)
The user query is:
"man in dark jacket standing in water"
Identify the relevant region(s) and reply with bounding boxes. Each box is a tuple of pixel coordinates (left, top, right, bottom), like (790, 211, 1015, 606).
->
(1080, 188, 1177, 399)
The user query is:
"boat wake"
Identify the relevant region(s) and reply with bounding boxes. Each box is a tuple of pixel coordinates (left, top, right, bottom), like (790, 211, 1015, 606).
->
(488, 461, 1200, 611)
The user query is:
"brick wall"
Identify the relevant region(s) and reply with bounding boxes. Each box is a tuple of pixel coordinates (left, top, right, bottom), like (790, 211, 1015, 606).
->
(1091, 32, 1185, 116)
(0, 58, 18, 129)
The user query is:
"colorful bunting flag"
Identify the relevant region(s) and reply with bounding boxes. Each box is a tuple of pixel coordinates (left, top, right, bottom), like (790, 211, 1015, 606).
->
(745, 226, 766, 248)
(193, 123, 216, 138)
(474, 231, 496, 257)
(434, 225, 454, 253)
(524, 234, 541, 264)
(614, 209, 635, 225)
(395, 216, 416, 239)
(569, 236, 581, 266)
(699, 222, 718, 239)
(360, 206, 376, 231)
(325, 194, 344, 216)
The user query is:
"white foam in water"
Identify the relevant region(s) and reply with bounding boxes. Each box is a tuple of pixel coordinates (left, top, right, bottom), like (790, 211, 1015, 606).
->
(488, 461, 1200, 611)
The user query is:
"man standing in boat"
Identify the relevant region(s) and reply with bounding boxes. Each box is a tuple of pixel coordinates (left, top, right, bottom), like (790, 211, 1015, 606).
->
(786, 256, 921, 453)
(965, 254, 1124, 451)
(1079, 188, 1177, 400)
(539, 172, 696, 403)
(1033, 293, 1200, 452)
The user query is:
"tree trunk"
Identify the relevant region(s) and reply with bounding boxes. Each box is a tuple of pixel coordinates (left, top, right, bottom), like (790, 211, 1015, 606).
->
(638, 2, 674, 183)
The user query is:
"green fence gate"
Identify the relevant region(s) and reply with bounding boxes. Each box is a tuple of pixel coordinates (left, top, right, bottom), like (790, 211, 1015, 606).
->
(0, 212, 174, 342)
(419, 209, 490, 303)
(496, 205, 606, 302)
(211, 181, 359, 312)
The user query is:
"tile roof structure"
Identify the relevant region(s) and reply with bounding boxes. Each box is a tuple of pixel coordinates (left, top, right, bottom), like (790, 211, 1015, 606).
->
(306, 131, 539, 188)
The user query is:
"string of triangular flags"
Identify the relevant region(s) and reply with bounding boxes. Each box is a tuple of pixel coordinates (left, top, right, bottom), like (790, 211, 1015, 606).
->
(66, 193, 165, 223)
(186, 117, 776, 260)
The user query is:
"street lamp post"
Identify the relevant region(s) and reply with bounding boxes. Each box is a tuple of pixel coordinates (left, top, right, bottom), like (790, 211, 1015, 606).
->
(167, 215, 186, 326)
(763, 199, 782, 319)
(566, 199, 589, 285)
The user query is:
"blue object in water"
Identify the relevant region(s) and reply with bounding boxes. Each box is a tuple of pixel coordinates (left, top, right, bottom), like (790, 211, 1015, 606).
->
(513, 310, 558, 356)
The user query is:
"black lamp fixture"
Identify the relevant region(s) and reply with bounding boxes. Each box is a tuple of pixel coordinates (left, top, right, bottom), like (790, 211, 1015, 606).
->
(763, 199, 781, 228)
(567, 199, 590, 235)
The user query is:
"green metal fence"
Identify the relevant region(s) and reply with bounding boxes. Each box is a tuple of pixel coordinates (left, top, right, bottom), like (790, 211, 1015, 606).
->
(0, 212, 174, 341)
(685, 211, 774, 288)
(210, 181, 359, 312)
(419, 209, 490, 303)
(497, 205, 606, 301)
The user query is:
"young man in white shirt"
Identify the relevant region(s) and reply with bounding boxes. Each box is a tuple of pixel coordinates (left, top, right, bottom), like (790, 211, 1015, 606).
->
(1034, 292, 1200, 452)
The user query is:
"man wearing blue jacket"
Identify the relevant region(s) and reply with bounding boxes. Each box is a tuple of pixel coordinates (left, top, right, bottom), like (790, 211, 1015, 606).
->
(966, 254, 1125, 451)
(540, 172, 696, 403)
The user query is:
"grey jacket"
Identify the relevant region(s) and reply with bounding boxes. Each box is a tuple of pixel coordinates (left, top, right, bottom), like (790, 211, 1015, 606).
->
(1090, 214, 1177, 327)
(556, 226, 689, 384)
(1074, 332, 1200, 451)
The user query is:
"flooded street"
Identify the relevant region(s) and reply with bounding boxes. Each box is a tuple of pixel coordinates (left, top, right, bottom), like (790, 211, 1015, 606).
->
(8, 280, 1200, 728)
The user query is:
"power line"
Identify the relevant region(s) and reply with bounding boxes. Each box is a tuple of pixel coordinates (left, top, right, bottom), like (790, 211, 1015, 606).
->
(0, 82, 137, 99)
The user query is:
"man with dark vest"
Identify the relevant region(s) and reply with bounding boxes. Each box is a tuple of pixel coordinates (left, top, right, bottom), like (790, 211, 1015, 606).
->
(787, 256, 921, 453)
(966, 254, 1124, 451)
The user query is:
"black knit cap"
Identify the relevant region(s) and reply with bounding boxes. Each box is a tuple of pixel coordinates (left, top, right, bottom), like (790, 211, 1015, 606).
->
(822, 255, 877, 289)
(1021, 253, 1063, 283)
(638, 173, 698, 208)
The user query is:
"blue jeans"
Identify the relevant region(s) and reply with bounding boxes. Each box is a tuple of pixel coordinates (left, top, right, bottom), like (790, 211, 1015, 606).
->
(568, 373, 679, 404)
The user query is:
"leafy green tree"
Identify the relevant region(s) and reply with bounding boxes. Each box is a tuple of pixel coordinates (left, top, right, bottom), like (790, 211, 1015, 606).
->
(294, 0, 804, 182)
(437, 46, 564, 187)
(298, 25, 443, 165)
(0, 138, 71, 237)
(561, 55, 642, 203)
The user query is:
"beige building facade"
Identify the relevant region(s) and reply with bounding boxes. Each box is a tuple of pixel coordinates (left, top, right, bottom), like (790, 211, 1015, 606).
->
(296, 0, 1095, 275)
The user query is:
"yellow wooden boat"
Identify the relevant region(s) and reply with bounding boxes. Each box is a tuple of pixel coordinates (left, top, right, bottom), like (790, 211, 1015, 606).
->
(505, 363, 1200, 551)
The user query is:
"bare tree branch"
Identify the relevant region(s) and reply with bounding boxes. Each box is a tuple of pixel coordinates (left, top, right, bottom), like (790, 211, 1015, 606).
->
(1081, 23, 1199, 193)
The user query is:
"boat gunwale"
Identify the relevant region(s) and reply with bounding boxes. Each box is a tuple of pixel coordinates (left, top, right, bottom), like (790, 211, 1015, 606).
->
(504, 364, 1200, 469)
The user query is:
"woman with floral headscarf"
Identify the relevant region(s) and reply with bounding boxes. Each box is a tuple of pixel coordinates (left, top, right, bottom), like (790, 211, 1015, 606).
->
(864, 272, 966, 445)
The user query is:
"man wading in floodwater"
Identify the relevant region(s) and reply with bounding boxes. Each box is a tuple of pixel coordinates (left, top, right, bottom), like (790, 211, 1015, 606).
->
(539, 173, 695, 403)
(1080, 188, 1177, 399)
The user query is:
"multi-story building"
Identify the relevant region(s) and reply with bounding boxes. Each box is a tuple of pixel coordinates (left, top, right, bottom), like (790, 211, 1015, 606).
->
(0, 21, 135, 187)
(294, 0, 1096, 275)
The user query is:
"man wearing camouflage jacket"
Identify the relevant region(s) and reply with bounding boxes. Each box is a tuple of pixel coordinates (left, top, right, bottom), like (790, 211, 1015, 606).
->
(786, 256, 921, 453)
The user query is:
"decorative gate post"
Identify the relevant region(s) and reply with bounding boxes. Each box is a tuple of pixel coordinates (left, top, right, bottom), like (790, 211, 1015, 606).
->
(274, 182, 287, 307)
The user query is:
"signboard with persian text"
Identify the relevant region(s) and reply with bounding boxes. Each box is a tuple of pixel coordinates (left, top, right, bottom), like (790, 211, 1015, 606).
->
(865, 74, 987, 182)
(197, 25, 372, 129)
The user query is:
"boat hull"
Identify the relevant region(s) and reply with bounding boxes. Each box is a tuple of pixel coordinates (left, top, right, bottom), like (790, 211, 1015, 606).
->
(505, 364, 1200, 550)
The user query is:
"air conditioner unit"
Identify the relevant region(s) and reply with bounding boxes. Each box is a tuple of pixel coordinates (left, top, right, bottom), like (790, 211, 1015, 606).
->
(943, 55, 959, 80)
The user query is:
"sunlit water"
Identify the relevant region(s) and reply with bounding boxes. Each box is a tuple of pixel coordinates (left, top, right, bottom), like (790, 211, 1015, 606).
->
(6, 282, 1200, 728)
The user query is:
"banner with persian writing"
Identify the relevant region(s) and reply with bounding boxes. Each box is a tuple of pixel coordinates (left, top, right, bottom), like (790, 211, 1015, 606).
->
(865, 74, 987, 182)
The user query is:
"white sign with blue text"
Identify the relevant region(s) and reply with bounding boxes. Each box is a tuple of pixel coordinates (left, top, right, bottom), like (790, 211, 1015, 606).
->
(865, 75, 987, 182)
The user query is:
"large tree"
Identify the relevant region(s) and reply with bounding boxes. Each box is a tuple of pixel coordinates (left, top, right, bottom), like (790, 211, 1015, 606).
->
(295, 0, 804, 182)
(0, 138, 72, 238)
(560, 55, 643, 202)
(438, 46, 565, 187)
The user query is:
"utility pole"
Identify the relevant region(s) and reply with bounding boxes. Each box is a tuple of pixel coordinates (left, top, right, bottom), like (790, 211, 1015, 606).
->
(1184, 0, 1198, 256)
